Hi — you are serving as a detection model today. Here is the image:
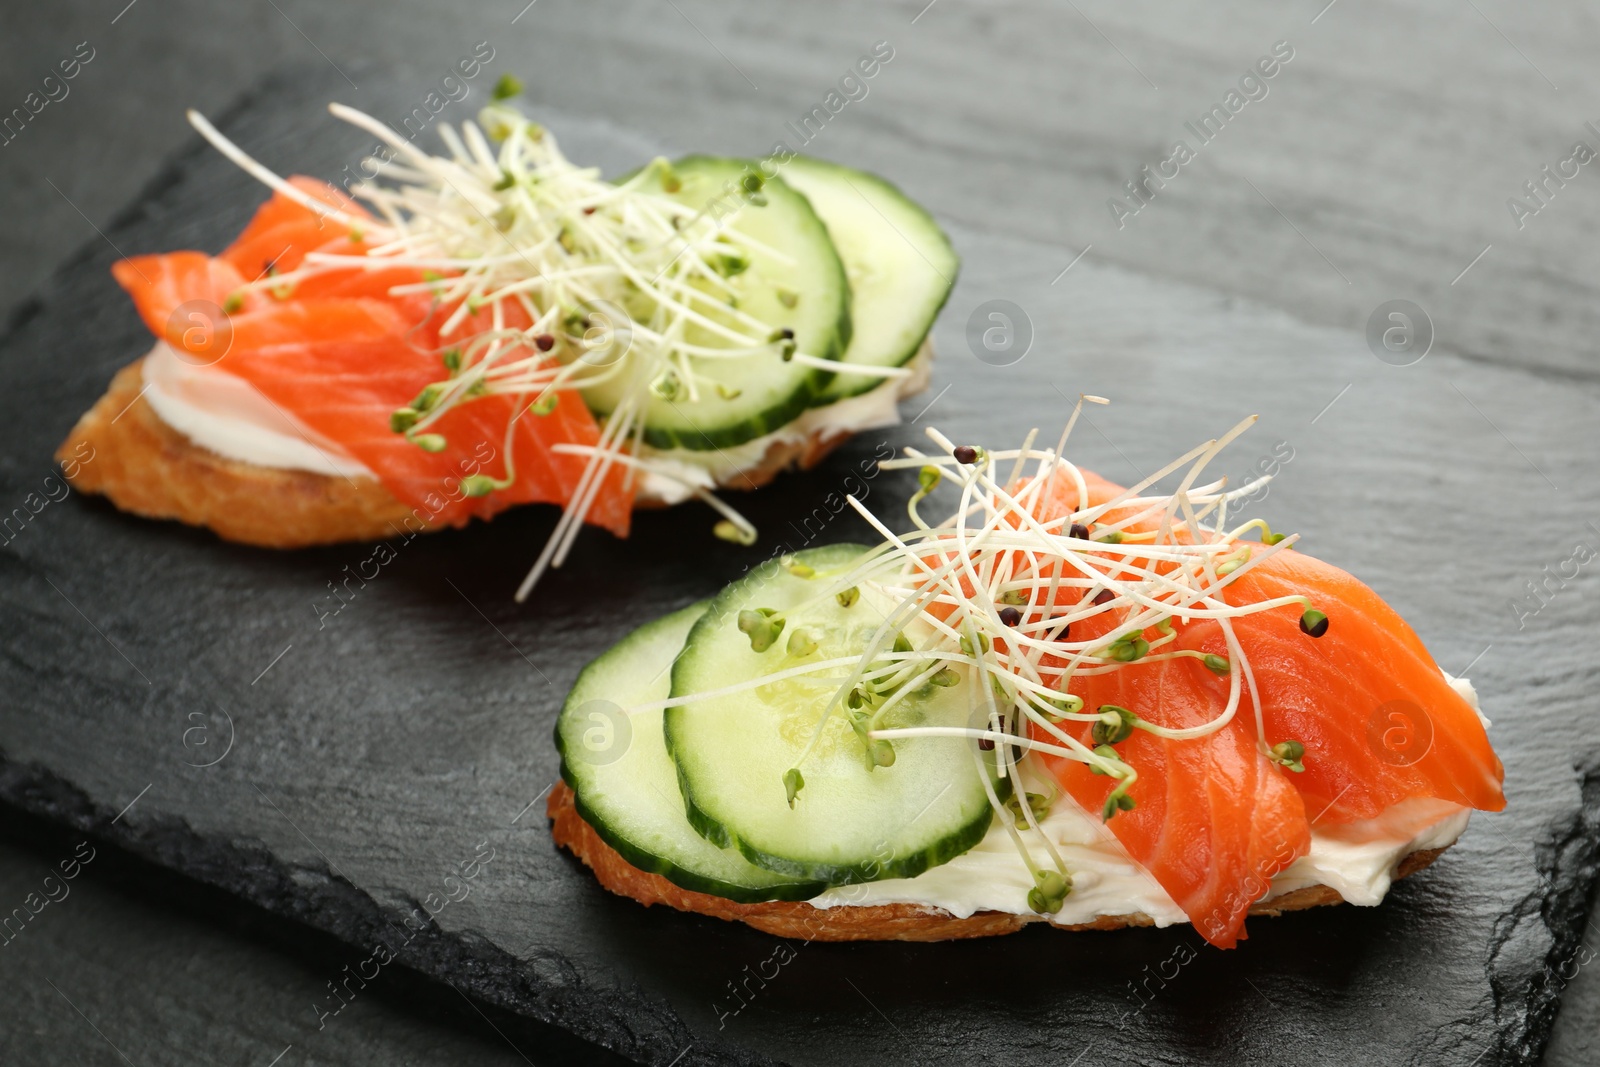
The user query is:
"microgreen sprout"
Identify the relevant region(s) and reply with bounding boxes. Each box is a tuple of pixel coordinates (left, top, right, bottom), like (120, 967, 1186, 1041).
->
(412, 433, 448, 453)
(786, 628, 819, 657)
(1270, 739, 1306, 773)
(738, 608, 785, 652)
(267, 266, 294, 300)
(1005, 790, 1053, 825)
(460, 474, 509, 497)
(626, 404, 1323, 904)
(412, 383, 445, 412)
(713, 520, 757, 546)
(952, 444, 984, 466)
(1299, 608, 1329, 637)
(1088, 744, 1124, 775)
(1028, 869, 1071, 914)
(1091, 705, 1137, 745)
(1038, 692, 1084, 721)
(187, 102, 930, 603)
(491, 73, 523, 101)
(784, 767, 804, 808)
(1216, 548, 1252, 576)
(959, 632, 991, 657)
(1100, 632, 1150, 663)
(1101, 783, 1137, 821)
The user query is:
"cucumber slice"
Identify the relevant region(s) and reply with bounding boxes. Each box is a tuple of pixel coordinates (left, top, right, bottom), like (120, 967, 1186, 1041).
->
(557, 601, 828, 902)
(667, 544, 993, 884)
(779, 157, 959, 404)
(581, 156, 851, 451)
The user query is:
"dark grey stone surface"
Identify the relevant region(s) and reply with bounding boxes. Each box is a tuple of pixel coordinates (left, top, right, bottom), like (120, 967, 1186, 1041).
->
(1, 3, 1598, 1064)
(0, 812, 609, 1067)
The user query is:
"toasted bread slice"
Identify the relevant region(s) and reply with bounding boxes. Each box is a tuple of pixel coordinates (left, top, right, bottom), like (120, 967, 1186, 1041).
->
(546, 781, 1447, 942)
(57, 361, 413, 548)
(56, 356, 893, 548)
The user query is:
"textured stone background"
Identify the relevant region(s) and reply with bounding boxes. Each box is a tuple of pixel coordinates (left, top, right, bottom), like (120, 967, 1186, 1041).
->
(1, 2, 1598, 1064)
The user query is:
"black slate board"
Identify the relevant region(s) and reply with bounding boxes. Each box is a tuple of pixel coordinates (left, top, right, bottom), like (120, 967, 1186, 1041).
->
(1, 65, 1597, 1067)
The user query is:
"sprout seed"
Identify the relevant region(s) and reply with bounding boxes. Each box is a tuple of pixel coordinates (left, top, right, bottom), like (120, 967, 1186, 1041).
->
(712, 520, 755, 545)
(1091, 705, 1137, 745)
(411, 433, 447, 453)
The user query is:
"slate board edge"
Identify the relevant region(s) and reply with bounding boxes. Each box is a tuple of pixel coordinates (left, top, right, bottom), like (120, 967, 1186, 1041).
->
(3, 748, 1597, 1067)
(1490, 761, 1600, 1067)
(0, 752, 774, 1067)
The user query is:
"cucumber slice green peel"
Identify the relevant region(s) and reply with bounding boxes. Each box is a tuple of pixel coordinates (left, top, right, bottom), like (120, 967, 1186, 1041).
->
(556, 601, 829, 902)
(565, 409, 1318, 918)
(582, 156, 853, 453)
(778, 156, 959, 404)
(198, 98, 855, 602)
(667, 543, 998, 885)
(192, 95, 961, 607)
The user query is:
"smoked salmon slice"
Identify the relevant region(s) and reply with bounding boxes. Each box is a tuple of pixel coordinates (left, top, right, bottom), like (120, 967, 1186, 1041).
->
(113, 253, 258, 341)
(1172, 548, 1505, 822)
(1044, 635, 1311, 949)
(111, 180, 633, 537)
(1014, 465, 1503, 947)
(220, 175, 367, 280)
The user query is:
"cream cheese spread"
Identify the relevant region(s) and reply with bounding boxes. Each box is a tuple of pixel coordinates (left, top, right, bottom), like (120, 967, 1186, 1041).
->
(809, 673, 1482, 924)
(634, 344, 933, 505)
(141, 342, 373, 479)
(138, 340, 931, 492)
(141, 343, 1481, 926)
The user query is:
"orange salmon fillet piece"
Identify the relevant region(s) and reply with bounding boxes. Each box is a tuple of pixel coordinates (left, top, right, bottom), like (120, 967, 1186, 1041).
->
(1002, 466, 1503, 947)
(111, 180, 632, 536)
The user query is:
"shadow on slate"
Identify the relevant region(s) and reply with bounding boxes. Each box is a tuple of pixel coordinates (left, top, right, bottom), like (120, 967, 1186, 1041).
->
(0, 795, 632, 1067)
(0, 63, 1597, 1067)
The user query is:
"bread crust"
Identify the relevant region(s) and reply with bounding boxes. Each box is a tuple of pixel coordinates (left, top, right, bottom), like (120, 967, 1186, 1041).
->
(546, 781, 1448, 942)
(57, 361, 416, 548)
(56, 358, 888, 545)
